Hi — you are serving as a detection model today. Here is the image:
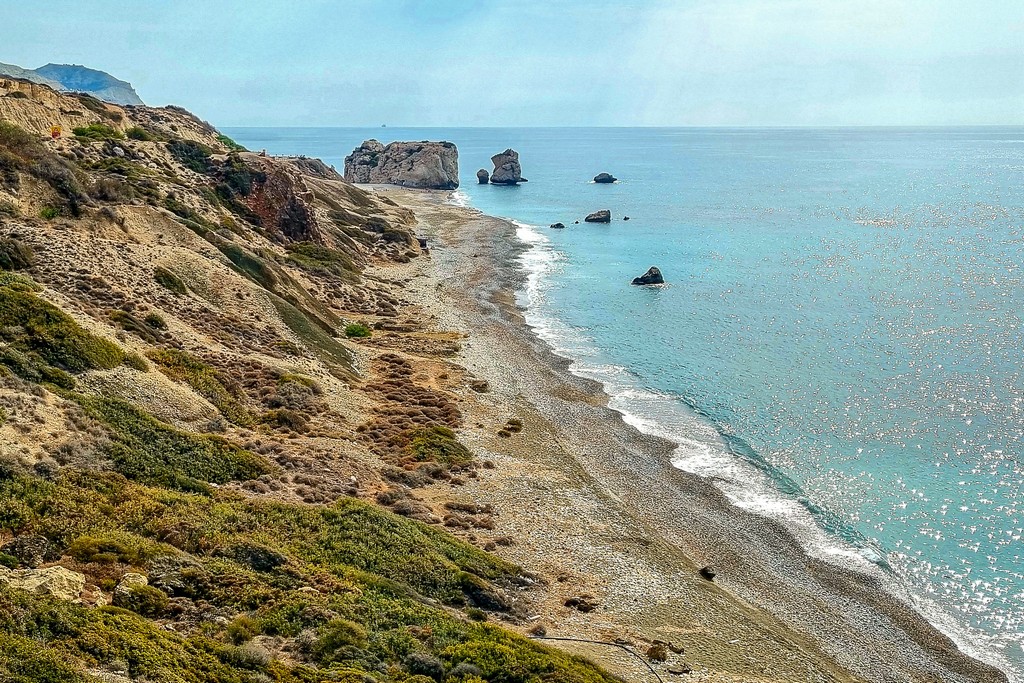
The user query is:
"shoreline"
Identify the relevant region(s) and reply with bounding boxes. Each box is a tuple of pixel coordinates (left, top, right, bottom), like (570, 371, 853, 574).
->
(374, 186, 1008, 683)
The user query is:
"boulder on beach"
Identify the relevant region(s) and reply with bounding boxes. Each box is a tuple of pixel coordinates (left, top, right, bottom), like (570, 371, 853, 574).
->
(631, 266, 664, 286)
(550, 222, 565, 229)
(476, 169, 490, 184)
(699, 565, 717, 581)
(593, 172, 617, 183)
(343, 139, 459, 189)
(489, 149, 526, 184)
(584, 209, 611, 223)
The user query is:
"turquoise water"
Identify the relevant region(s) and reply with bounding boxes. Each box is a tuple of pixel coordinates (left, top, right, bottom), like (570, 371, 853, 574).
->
(227, 127, 1024, 678)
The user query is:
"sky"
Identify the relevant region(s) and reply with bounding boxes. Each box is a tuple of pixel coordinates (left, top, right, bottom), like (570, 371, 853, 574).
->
(2, 0, 1023, 127)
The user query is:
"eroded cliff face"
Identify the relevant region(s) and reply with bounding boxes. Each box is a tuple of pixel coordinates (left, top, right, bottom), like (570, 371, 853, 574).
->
(0, 77, 626, 683)
(344, 138, 460, 189)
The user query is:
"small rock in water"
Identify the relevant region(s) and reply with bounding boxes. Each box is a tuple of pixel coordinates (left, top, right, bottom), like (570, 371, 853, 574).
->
(584, 209, 611, 223)
(593, 172, 617, 183)
(699, 565, 717, 581)
(476, 168, 490, 184)
(631, 266, 665, 286)
(623, 216, 630, 221)
(573, 220, 579, 224)
(549, 222, 565, 229)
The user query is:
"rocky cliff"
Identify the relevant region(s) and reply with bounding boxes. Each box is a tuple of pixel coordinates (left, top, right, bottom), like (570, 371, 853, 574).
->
(344, 138, 459, 189)
(0, 61, 144, 105)
(0, 77, 619, 683)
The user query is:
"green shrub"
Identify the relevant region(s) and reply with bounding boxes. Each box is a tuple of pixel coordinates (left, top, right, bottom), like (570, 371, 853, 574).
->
(143, 312, 167, 329)
(110, 310, 162, 344)
(167, 139, 213, 174)
(216, 134, 246, 152)
(121, 585, 169, 617)
(407, 426, 473, 466)
(153, 266, 187, 294)
(38, 206, 60, 220)
(147, 349, 252, 426)
(343, 323, 371, 339)
(259, 408, 307, 433)
(125, 126, 163, 142)
(287, 242, 360, 281)
(72, 395, 271, 490)
(0, 273, 131, 383)
(0, 239, 34, 270)
(71, 123, 123, 142)
(75, 93, 121, 121)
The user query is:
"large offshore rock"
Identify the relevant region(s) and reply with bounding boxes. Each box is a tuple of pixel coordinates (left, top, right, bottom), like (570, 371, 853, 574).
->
(344, 139, 460, 189)
(489, 149, 526, 184)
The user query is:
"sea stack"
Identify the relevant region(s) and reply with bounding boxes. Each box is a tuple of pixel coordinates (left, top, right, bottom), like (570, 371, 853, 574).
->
(584, 209, 611, 223)
(631, 266, 665, 285)
(593, 172, 617, 183)
(476, 169, 489, 184)
(343, 139, 459, 189)
(489, 149, 526, 184)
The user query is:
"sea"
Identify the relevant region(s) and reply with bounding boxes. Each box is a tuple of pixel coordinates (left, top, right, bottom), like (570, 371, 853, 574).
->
(225, 126, 1024, 680)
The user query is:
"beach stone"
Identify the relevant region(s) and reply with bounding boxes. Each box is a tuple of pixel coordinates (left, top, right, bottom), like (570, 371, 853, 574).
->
(584, 209, 611, 223)
(631, 266, 664, 285)
(550, 222, 565, 229)
(0, 565, 86, 601)
(564, 594, 599, 612)
(668, 666, 693, 675)
(489, 148, 526, 184)
(344, 139, 459, 189)
(593, 172, 617, 183)
(699, 565, 717, 581)
(1, 535, 55, 568)
(476, 169, 489, 184)
(647, 643, 669, 662)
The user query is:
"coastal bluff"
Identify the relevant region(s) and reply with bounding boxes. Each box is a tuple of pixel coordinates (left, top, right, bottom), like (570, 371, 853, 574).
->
(344, 138, 459, 189)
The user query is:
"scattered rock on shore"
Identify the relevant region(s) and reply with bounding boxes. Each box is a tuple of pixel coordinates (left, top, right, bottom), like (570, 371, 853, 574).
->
(584, 209, 611, 223)
(489, 149, 527, 184)
(344, 139, 460, 189)
(550, 222, 565, 229)
(476, 169, 489, 184)
(564, 594, 599, 612)
(647, 643, 669, 662)
(593, 172, 617, 183)
(631, 266, 664, 285)
(699, 565, 717, 581)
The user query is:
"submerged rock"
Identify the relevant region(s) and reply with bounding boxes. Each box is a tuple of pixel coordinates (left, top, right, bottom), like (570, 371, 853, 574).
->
(476, 169, 490, 184)
(593, 172, 617, 183)
(489, 149, 526, 184)
(631, 266, 664, 286)
(584, 209, 611, 223)
(344, 139, 460, 189)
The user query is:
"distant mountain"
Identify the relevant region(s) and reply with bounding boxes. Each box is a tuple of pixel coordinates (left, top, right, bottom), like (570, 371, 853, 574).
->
(0, 61, 65, 91)
(0, 61, 143, 105)
(34, 63, 144, 105)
